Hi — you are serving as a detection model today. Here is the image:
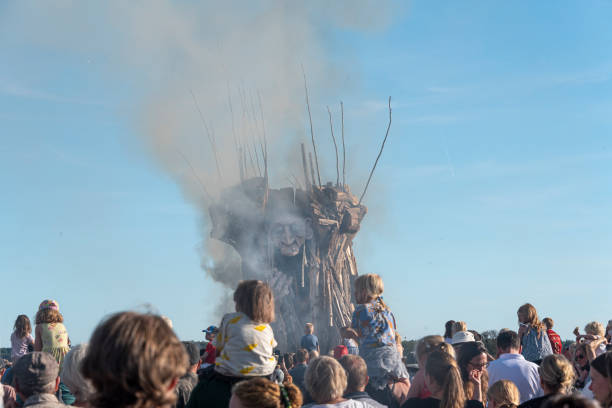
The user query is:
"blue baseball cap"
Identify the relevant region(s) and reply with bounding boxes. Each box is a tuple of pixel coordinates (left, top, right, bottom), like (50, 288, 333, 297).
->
(202, 325, 218, 334)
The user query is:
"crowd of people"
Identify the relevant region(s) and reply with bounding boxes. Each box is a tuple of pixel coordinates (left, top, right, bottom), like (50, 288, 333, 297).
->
(1, 274, 612, 408)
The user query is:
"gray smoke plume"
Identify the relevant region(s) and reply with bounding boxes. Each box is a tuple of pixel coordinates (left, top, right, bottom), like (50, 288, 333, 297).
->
(1, 0, 397, 320)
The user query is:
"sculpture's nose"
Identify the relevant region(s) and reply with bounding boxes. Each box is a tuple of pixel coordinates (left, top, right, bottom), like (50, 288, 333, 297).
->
(281, 226, 293, 244)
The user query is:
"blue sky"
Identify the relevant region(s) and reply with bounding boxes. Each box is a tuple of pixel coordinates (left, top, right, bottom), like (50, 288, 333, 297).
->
(1, 1, 611, 348)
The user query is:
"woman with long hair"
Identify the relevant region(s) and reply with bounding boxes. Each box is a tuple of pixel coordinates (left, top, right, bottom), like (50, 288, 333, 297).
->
(402, 343, 483, 408)
(517, 303, 552, 364)
(457, 342, 489, 404)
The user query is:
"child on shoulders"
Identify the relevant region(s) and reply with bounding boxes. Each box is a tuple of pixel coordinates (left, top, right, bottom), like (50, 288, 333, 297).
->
(10, 315, 34, 363)
(187, 280, 278, 408)
(351, 274, 408, 393)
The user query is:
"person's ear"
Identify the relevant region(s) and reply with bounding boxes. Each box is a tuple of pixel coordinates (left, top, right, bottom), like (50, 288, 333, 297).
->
(55, 376, 61, 392)
(365, 375, 370, 386)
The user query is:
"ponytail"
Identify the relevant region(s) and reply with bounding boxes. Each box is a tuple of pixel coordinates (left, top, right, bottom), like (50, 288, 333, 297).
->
(426, 350, 465, 408)
(441, 363, 466, 408)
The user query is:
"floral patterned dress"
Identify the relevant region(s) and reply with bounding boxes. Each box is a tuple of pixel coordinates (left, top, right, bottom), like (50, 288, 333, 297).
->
(40, 323, 70, 368)
(351, 298, 408, 389)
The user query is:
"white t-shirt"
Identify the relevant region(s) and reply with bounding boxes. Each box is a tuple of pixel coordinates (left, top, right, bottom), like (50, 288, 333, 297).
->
(487, 353, 543, 403)
(213, 312, 277, 377)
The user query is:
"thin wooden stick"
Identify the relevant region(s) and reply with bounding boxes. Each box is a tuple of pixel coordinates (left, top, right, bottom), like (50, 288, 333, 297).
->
(327, 106, 340, 188)
(247, 144, 257, 177)
(341, 101, 346, 189)
(238, 146, 245, 183)
(300, 143, 311, 190)
(302, 66, 321, 187)
(177, 150, 212, 201)
(308, 152, 316, 191)
(257, 91, 269, 185)
(226, 82, 242, 182)
(190, 90, 222, 182)
(257, 90, 268, 159)
(252, 141, 262, 177)
(226, 82, 239, 153)
(359, 96, 392, 204)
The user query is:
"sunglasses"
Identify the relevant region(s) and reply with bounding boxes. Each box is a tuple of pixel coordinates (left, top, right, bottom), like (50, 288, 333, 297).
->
(576, 354, 585, 359)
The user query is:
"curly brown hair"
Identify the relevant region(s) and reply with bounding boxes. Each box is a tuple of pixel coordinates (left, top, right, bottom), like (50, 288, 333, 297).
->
(81, 312, 187, 408)
(232, 377, 302, 408)
(35, 308, 63, 325)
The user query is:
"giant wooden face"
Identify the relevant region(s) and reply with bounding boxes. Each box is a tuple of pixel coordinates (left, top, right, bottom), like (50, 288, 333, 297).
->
(269, 212, 313, 257)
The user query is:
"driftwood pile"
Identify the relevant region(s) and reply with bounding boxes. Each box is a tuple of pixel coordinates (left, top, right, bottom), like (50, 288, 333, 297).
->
(209, 169, 366, 351)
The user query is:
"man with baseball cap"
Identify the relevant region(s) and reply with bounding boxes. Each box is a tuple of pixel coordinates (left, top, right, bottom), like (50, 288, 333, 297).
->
(200, 326, 218, 370)
(13, 352, 66, 407)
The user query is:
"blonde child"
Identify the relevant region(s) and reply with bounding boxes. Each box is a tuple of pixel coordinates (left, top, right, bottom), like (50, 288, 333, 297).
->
(487, 380, 520, 408)
(187, 280, 278, 408)
(34, 300, 70, 368)
(517, 303, 552, 363)
(574, 321, 608, 357)
(10, 315, 34, 363)
(350, 274, 408, 396)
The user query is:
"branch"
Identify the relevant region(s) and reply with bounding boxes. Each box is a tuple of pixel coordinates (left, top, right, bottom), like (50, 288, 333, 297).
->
(302, 66, 322, 187)
(327, 106, 340, 188)
(359, 96, 392, 204)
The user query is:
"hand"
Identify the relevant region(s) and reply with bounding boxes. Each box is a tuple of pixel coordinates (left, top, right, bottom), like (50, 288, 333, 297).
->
(269, 268, 292, 297)
(518, 324, 528, 338)
(469, 370, 483, 402)
(469, 369, 482, 386)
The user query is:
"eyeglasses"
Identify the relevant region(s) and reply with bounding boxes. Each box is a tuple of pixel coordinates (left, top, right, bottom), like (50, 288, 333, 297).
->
(469, 361, 489, 369)
(576, 354, 585, 359)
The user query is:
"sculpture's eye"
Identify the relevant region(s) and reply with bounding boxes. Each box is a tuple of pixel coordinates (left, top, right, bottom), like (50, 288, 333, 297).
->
(290, 222, 305, 237)
(271, 224, 284, 236)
